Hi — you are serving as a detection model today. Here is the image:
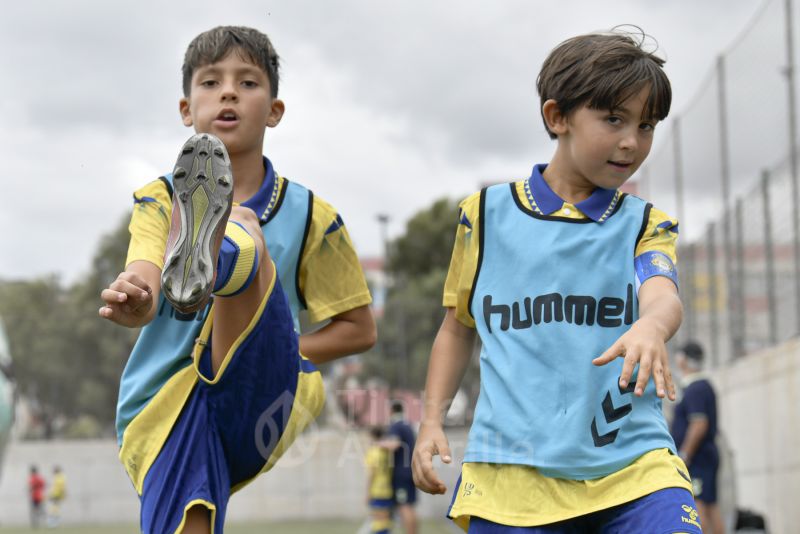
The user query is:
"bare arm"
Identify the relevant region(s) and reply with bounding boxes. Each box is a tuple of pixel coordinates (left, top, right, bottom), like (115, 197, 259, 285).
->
(412, 308, 475, 495)
(679, 416, 710, 466)
(298, 305, 376, 364)
(593, 276, 682, 400)
(99, 260, 161, 328)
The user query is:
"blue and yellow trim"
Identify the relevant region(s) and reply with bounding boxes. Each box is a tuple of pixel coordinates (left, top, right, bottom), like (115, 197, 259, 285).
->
(119, 364, 198, 496)
(174, 499, 217, 534)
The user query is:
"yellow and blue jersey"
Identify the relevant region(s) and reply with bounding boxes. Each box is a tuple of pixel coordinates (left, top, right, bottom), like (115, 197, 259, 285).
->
(445, 164, 689, 528)
(365, 445, 394, 502)
(115, 156, 370, 449)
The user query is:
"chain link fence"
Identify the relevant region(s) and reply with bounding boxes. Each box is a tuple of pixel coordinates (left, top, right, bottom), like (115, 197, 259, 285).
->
(639, 0, 800, 367)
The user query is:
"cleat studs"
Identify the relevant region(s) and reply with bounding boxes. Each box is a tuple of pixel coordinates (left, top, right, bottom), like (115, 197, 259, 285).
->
(213, 147, 224, 158)
(199, 150, 208, 157)
(197, 173, 206, 180)
(182, 145, 194, 154)
(213, 204, 221, 213)
(180, 191, 189, 202)
(217, 175, 230, 186)
(174, 168, 186, 179)
(201, 134, 208, 141)
(190, 284, 202, 297)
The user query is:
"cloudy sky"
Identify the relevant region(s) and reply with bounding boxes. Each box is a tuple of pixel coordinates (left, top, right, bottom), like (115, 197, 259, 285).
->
(0, 0, 766, 283)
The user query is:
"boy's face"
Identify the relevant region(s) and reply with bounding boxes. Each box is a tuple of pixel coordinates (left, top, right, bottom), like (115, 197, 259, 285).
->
(179, 50, 284, 157)
(547, 85, 656, 190)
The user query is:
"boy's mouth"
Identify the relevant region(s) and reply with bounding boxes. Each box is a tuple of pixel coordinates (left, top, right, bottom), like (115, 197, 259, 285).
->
(215, 110, 239, 122)
(608, 160, 633, 170)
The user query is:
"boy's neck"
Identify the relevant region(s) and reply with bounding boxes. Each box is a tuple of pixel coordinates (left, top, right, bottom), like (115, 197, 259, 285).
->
(229, 150, 266, 203)
(542, 153, 596, 205)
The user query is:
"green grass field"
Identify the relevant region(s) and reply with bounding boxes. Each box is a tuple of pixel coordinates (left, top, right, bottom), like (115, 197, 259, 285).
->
(0, 519, 455, 533)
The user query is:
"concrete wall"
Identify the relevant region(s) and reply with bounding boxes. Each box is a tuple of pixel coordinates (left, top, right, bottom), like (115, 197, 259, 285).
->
(0, 429, 466, 527)
(714, 337, 800, 534)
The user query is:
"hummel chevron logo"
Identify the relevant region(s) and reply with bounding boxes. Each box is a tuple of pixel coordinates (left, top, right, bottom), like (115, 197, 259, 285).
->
(590, 382, 634, 447)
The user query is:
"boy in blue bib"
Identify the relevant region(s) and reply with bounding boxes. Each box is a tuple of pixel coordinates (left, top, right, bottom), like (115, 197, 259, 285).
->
(413, 29, 701, 533)
(99, 26, 375, 534)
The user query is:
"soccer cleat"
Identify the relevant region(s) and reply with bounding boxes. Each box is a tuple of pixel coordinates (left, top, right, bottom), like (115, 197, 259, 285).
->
(161, 133, 234, 313)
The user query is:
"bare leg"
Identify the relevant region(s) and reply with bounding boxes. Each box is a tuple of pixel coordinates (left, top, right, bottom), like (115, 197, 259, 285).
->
(210, 205, 274, 376)
(179, 505, 211, 534)
(696, 501, 726, 534)
(396, 504, 418, 534)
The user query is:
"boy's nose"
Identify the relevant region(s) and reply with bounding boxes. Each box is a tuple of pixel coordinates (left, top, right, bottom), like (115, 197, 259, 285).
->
(618, 131, 638, 151)
(220, 82, 238, 101)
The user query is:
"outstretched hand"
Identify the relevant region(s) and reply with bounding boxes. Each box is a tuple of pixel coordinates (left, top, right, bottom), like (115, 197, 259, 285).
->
(99, 270, 154, 327)
(592, 318, 676, 401)
(412, 422, 452, 495)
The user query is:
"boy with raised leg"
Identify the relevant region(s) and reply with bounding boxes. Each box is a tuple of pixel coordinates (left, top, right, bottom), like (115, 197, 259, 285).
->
(413, 29, 702, 533)
(100, 26, 375, 534)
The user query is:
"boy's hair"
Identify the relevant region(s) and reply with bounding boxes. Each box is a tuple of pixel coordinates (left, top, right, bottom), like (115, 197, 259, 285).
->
(390, 400, 404, 415)
(182, 26, 280, 98)
(536, 28, 672, 139)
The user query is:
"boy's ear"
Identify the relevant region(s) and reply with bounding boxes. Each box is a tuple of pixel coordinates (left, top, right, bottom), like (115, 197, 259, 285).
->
(542, 99, 568, 136)
(266, 99, 285, 128)
(179, 97, 193, 127)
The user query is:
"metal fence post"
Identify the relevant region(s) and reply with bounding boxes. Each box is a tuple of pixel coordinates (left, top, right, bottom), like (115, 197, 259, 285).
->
(762, 169, 779, 345)
(673, 119, 685, 228)
(684, 243, 696, 343)
(734, 199, 746, 357)
(784, 0, 800, 334)
(717, 56, 739, 360)
(707, 223, 720, 368)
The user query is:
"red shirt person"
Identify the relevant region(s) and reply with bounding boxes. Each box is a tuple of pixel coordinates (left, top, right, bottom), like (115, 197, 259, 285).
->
(28, 465, 45, 527)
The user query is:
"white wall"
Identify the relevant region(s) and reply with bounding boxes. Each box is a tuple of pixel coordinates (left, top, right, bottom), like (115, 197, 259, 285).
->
(0, 429, 465, 527)
(714, 337, 800, 534)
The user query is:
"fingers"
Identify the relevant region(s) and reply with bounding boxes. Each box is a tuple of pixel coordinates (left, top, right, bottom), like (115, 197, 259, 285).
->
(664, 364, 677, 401)
(592, 340, 624, 366)
(99, 271, 154, 323)
(633, 351, 652, 397)
(412, 440, 449, 495)
(101, 278, 150, 304)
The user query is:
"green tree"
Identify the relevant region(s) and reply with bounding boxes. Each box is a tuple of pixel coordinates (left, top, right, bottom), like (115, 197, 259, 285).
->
(0, 213, 134, 436)
(365, 198, 480, 396)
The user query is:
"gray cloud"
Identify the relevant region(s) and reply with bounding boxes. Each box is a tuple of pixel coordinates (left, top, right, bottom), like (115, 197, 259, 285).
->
(0, 0, 765, 280)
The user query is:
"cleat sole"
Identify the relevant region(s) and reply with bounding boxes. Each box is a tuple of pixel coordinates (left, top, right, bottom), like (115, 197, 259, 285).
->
(161, 133, 233, 313)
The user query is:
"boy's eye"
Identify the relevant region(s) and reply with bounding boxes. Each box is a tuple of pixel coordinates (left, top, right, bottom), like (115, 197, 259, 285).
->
(607, 116, 622, 125)
(200, 80, 218, 87)
(242, 80, 258, 88)
(639, 122, 655, 132)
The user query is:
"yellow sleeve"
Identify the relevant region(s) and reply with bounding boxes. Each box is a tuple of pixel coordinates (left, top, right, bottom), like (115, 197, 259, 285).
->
(634, 206, 679, 262)
(634, 205, 679, 289)
(299, 196, 372, 323)
(126, 179, 172, 270)
(443, 191, 482, 329)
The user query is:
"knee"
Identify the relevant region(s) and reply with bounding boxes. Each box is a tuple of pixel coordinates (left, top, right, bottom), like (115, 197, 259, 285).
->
(230, 206, 267, 258)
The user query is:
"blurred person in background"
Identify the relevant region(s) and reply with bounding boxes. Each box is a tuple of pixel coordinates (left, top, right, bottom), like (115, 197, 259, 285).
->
(388, 400, 418, 534)
(28, 465, 45, 528)
(671, 341, 725, 534)
(366, 427, 395, 534)
(47, 465, 67, 527)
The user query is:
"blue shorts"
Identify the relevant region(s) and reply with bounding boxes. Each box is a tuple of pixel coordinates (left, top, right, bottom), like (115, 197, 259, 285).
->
(134, 278, 324, 534)
(370, 498, 394, 509)
(467, 488, 702, 534)
(393, 478, 418, 505)
(688, 454, 719, 504)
